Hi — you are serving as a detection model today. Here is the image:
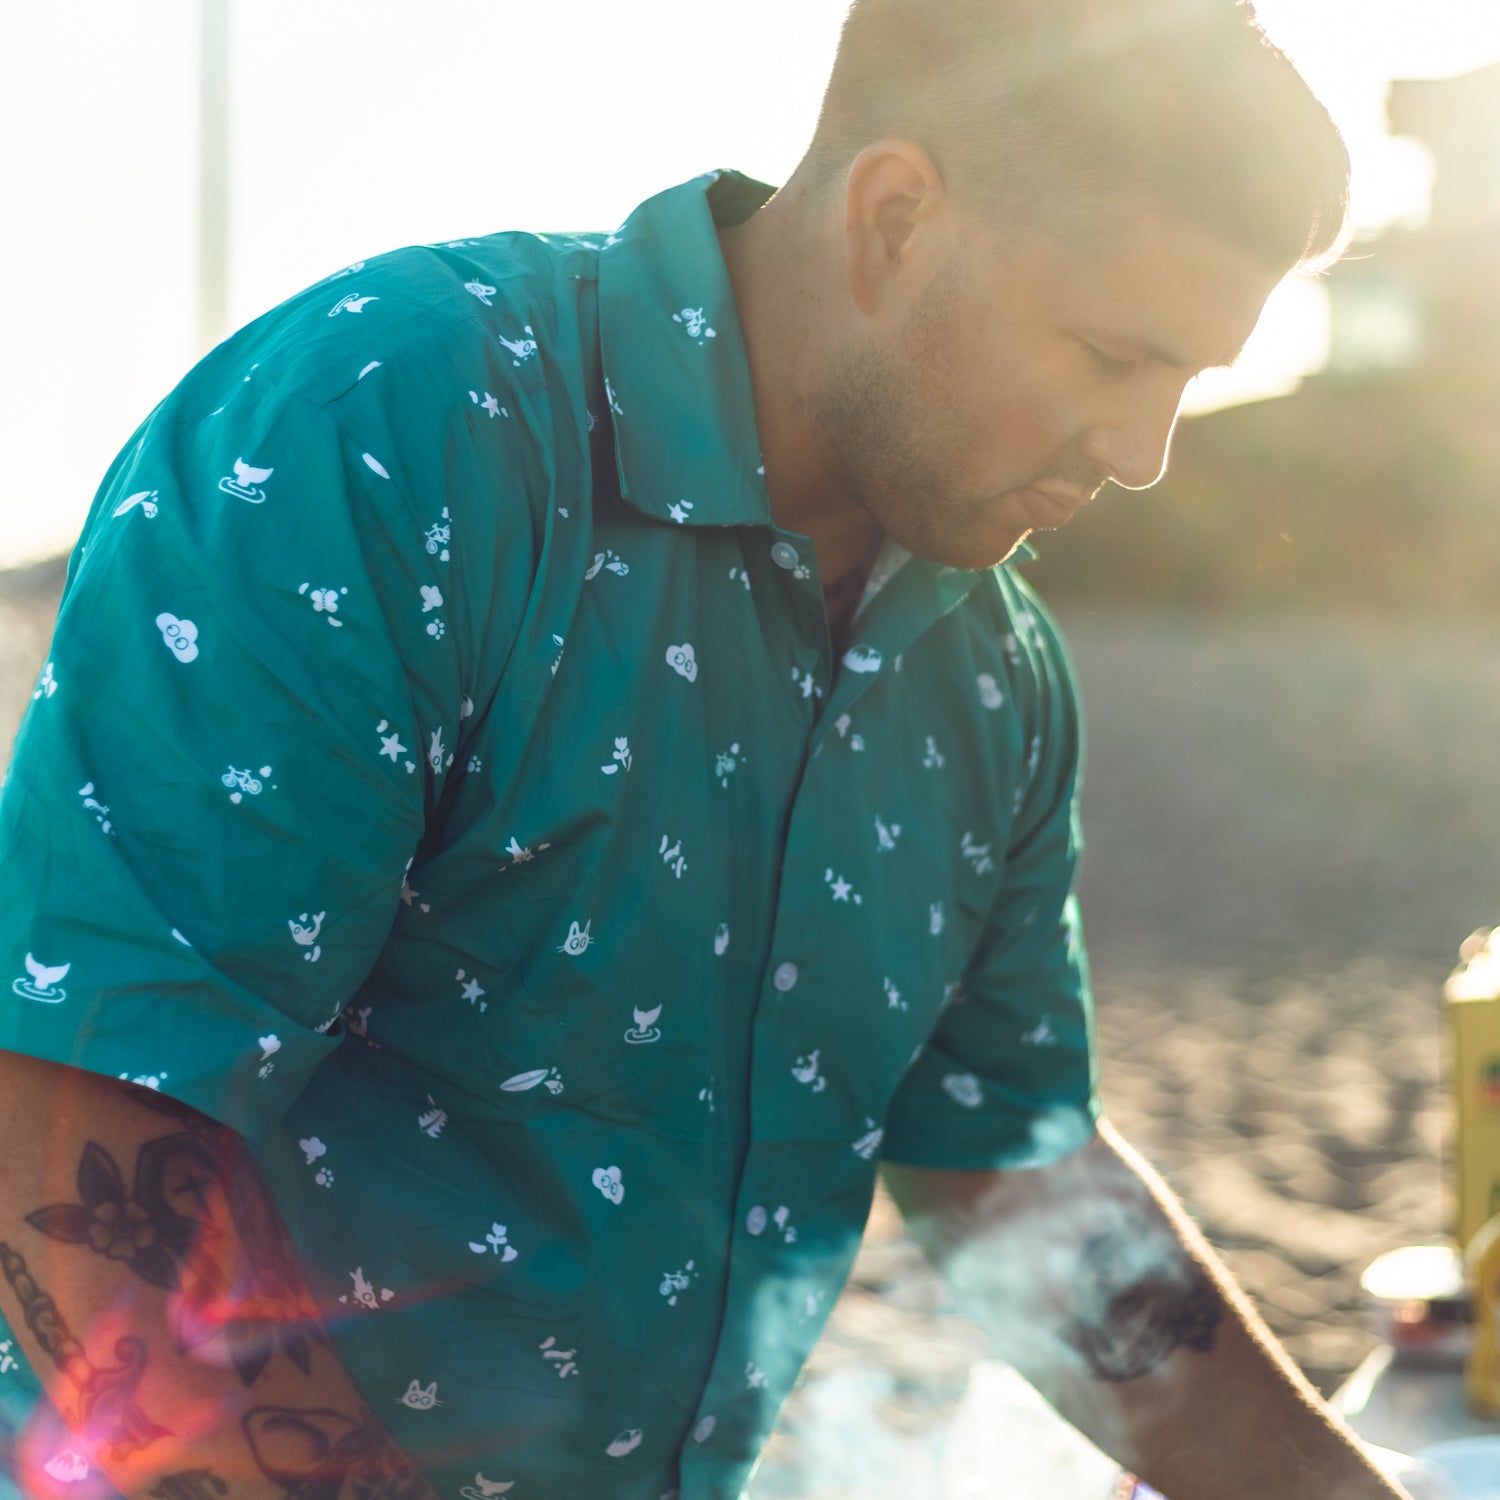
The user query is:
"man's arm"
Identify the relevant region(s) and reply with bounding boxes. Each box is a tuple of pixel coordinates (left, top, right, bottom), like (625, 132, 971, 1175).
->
(882, 1118, 1412, 1500)
(0, 1050, 436, 1500)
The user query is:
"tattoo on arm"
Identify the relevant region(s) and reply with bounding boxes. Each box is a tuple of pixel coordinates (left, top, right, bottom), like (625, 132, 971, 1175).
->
(24, 1124, 327, 1388)
(1062, 1222, 1223, 1382)
(25, 1139, 205, 1292)
(243, 1406, 431, 1500)
(151, 1471, 230, 1500)
(0, 1239, 172, 1461)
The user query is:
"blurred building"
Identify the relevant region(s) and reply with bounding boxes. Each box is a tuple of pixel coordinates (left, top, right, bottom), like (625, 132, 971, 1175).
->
(1327, 60, 1500, 378)
(1028, 58, 1500, 614)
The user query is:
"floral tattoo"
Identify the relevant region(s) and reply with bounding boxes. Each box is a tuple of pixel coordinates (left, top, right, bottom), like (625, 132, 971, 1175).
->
(26, 1140, 202, 1292)
(26, 1129, 327, 1388)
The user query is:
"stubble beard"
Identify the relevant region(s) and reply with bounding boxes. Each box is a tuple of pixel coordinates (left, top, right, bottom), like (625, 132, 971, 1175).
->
(812, 266, 1033, 572)
(812, 336, 1026, 573)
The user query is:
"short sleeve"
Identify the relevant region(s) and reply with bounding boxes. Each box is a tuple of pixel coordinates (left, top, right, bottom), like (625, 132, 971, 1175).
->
(0, 370, 470, 1141)
(881, 594, 1101, 1171)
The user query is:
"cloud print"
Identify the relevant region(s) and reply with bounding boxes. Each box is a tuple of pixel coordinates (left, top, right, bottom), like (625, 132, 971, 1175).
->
(155, 613, 199, 663)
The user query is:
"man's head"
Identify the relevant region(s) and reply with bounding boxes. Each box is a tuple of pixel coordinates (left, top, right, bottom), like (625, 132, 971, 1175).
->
(773, 0, 1351, 570)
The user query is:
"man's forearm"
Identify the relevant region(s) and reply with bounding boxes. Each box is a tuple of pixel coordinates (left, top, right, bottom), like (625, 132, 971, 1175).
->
(884, 1120, 1411, 1500)
(0, 1051, 435, 1500)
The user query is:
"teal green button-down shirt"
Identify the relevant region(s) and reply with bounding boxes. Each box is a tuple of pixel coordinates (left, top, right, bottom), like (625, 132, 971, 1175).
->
(0, 170, 1099, 1500)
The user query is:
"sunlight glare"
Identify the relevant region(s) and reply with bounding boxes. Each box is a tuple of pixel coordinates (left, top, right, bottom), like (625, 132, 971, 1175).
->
(3, 0, 1500, 566)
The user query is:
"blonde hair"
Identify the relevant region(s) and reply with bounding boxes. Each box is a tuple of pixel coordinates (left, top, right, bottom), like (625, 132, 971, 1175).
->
(803, 0, 1351, 272)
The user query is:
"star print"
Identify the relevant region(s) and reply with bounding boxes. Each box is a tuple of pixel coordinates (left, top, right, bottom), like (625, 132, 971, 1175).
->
(460, 976, 485, 1004)
(667, 500, 695, 524)
(481, 393, 502, 418)
(375, 721, 408, 761)
(830, 874, 852, 902)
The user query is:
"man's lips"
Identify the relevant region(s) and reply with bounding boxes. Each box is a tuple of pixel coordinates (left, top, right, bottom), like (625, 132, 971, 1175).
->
(1017, 486, 1089, 530)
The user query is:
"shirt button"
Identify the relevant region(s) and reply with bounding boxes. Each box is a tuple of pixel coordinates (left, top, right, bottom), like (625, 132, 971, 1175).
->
(770, 541, 800, 571)
(772, 962, 799, 992)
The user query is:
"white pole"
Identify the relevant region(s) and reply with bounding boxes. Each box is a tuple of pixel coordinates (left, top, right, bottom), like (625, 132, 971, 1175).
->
(198, 0, 231, 354)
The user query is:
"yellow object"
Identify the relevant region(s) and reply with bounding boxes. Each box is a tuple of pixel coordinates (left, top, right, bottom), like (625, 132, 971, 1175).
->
(1446, 928, 1500, 1251)
(1465, 1208, 1500, 1416)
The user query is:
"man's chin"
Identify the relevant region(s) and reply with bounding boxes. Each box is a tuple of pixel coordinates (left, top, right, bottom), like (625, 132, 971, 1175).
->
(892, 517, 1035, 573)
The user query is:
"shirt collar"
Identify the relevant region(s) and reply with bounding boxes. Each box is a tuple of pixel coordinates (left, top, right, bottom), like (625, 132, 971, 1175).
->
(596, 171, 1041, 587)
(598, 170, 775, 529)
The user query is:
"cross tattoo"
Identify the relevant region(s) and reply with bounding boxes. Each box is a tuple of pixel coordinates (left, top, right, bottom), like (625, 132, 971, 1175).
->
(170, 1170, 215, 1214)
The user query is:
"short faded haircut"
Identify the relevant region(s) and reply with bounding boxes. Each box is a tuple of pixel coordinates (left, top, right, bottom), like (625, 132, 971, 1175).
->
(803, 0, 1351, 272)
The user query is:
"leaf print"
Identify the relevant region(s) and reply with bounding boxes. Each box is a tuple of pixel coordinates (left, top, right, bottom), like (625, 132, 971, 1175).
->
(113, 490, 160, 519)
(500, 1069, 550, 1093)
(500, 1066, 563, 1095)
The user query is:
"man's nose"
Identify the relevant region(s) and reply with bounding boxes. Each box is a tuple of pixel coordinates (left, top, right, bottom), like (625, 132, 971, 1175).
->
(1079, 377, 1188, 492)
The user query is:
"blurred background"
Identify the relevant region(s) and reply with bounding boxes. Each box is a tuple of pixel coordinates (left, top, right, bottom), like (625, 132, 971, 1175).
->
(3, 2, 1500, 1493)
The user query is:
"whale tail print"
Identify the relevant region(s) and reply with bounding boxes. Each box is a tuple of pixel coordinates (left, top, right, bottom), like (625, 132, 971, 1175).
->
(25, 954, 70, 990)
(233, 459, 274, 487)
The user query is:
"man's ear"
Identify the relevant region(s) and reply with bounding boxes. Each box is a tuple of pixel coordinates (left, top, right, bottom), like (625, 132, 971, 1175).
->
(843, 141, 948, 317)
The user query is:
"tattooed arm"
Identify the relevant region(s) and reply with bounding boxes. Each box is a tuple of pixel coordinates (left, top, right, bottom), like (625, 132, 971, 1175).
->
(0, 1050, 437, 1500)
(883, 1119, 1412, 1500)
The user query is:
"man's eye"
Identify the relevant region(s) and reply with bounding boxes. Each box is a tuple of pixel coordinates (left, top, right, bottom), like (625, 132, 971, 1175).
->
(1080, 339, 1132, 374)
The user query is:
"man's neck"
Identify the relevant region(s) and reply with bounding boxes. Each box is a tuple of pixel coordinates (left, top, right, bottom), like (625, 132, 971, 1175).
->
(823, 561, 872, 659)
(718, 194, 887, 606)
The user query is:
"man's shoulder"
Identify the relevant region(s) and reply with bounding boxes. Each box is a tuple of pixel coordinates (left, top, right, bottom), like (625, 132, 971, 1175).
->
(125, 226, 607, 570)
(200, 227, 601, 417)
(969, 561, 1077, 684)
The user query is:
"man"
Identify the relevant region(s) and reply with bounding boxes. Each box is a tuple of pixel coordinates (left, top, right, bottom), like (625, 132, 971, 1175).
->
(0, 0, 1411, 1496)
